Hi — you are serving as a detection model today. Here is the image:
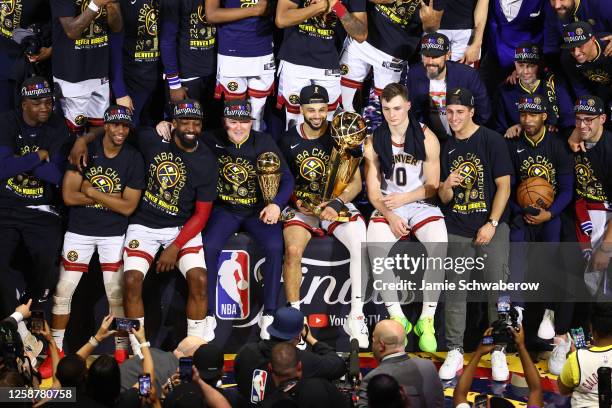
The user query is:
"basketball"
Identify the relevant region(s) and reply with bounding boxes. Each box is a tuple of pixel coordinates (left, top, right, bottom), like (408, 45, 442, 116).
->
(516, 177, 554, 209)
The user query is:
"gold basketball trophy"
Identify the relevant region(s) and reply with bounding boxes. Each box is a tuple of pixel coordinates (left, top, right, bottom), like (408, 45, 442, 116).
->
(302, 111, 367, 222)
(256, 152, 282, 204)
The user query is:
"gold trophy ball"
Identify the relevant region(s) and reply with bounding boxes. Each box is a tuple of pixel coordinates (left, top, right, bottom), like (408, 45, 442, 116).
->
(330, 111, 367, 149)
(257, 152, 281, 174)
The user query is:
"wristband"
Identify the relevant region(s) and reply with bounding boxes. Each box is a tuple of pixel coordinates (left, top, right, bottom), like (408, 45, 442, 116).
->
(88, 1, 100, 13)
(325, 198, 344, 213)
(331, 2, 347, 19)
(89, 336, 100, 347)
(139, 341, 151, 349)
(167, 75, 182, 90)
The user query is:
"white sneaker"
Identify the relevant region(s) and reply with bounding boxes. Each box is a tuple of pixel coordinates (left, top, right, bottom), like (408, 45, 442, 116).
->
(439, 348, 464, 380)
(491, 348, 509, 381)
(343, 314, 369, 348)
(259, 315, 274, 340)
(548, 335, 571, 375)
(202, 316, 217, 342)
(538, 309, 556, 340)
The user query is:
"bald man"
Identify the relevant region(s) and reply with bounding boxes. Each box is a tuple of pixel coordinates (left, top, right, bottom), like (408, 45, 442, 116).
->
(356, 320, 444, 408)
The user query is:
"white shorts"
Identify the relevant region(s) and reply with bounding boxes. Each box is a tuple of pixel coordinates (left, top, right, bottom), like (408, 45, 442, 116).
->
(215, 53, 276, 99)
(277, 60, 341, 116)
(368, 201, 444, 236)
(122, 224, 205, 277)
(61, 232, 124, 273)
(437, 29, 476, 63)
(54, 77, 110, 130)
(588, 209, 612, 247)
(282, 202, 363, 236)
(340, 39, 404, 94)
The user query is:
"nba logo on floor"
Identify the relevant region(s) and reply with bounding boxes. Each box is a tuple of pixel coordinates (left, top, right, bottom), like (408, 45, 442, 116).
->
(216, 250, 250, 320)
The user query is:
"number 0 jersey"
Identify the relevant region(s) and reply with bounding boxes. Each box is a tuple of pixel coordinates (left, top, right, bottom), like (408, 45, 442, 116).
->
(380, 142, 425, 196)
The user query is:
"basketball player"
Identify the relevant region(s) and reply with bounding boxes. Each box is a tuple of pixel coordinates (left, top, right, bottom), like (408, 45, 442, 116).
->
(279, 85, 370, 348)
(363, 83, 447, 352)
(437, 88, 513, 381)
(70, 99, 218, 354)
(201, 100, 294, 341)
(275, 0, 367, 127)
(506, 95, 574, 375)
(51, 105, 144, 365)
(206, 0, 275, 131)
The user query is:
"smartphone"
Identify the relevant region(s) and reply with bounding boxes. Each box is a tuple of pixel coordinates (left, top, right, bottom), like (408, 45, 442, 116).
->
(481, 336, 494, 345)
(497, 295, 511, 313)
(179, 357, 193, 383)
(474, 394, 488, 408)
(30, 310, 45, 333)
(571, 327, 588, 349)
(523, 205, 541, 216)
(138, 374, 151, 397)
(111, 317, 140, 332)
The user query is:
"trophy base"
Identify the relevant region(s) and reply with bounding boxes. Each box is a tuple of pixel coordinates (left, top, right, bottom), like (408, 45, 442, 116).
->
(303, 198, 351, 223)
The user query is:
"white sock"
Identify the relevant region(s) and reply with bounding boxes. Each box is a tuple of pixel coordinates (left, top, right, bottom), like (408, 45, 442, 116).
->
(115, 336, 129, 351)
(290, 301, 300, 311)
(386, 303, 404, 318)
(419, 302, 437, 319)
(187, 318, 205, 339)
(17, 321, 30, 340)
(250, 96, 267, 131)
(332, 221, 367, 317)
(51, 329, 65, 351)
(341, 86, 359, 112)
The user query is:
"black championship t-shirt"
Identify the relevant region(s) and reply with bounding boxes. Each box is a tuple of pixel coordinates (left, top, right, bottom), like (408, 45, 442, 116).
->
(440, 126, 514, 237)
(0, 0, 51, 58)
(130, 128, 218, 228)
(507, 130, 572, 194)
(68, 135, 146, 237)
(203, 129, 286, 215)
(0, 111, 70, 208)
(161, 0, 216, 78)
(278, 0, 366, 70)
(574, 129, 612, 203)
(279, 124, 333, 202)
(119, 0, 160, 91)
(439, 0, 475, 30)
(51, 0, 110, 82)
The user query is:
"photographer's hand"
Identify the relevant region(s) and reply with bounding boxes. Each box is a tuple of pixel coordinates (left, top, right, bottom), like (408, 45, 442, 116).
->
(454, 328, 492, 407)
(14, 299, 32, 320)
(29, 47, 52, 63)
(511, 325, 543, 407)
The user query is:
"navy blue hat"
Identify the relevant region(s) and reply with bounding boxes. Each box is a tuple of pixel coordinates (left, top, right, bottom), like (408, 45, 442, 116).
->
(562, 21, 594, 49)
(104, 105, 134, 125)
(574, 95, 605, 115)
(267, 307, 304, 340)
(21, 76, 53, 99)
(514, 42, 541, 63)
(518, 94, 547, 113)
(300, 85, 329, 105)
(420, 32, 450, 57)
(173, 99, 203, 120)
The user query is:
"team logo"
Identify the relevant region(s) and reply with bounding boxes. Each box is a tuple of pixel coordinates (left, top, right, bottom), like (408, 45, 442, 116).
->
(223, 162, 248, 186)
(458, 162, 477, 188)
(0, 0, 16, 15)
(575, 163, 592, 185)
(90, 174, 114, 193)
(340, 64, 349, 75)
(527, 164, 551, 182)
(197, 4, 207, 22)
(533, 96, 542, 104)
(128, 240, 140, 249)
(74, 114, 87, 126)
(587, 98, 595, 107)
(227, 81, 239, 92)
(66, 250, 79, 262)
(216, 250, 250, 320)
(437, 37, 444, 45)
(300, 157, 325, 181)
(575, 27, 583, 36)
(144, 7, 157, 36)
(250, 369, 267, 403)
(288, 94, 300, 105)
(156, 161, 180, 188)
(391, 0, 418, 20)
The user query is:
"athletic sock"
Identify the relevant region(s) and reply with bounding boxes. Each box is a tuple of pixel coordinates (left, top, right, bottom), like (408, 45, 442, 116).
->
(51, 329, 65, 351)
(419, 302, 437, 319)
(386, 303, 404, 318)
(187, 318, 205, 338)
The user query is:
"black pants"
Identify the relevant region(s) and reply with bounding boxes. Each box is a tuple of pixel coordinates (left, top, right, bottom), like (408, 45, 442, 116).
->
(0, 207, 62, 317)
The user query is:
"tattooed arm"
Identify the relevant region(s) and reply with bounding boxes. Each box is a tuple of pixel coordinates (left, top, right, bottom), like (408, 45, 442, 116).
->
(59, 0, 117, 40)
(329, 0, 367, 42)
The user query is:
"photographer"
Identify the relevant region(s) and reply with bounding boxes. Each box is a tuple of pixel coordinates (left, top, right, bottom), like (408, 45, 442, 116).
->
(453, 326, 543, 408)
(558, 303, 612, 407)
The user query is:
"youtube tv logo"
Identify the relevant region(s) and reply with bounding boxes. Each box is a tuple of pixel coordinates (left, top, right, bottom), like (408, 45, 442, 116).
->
(308, 314, 329, 328)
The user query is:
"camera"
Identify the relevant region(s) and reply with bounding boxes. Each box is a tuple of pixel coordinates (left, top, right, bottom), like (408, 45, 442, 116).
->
(491, 296, 520, 345)
(21, 34, 42, 57)
(334, 339, 360, 407)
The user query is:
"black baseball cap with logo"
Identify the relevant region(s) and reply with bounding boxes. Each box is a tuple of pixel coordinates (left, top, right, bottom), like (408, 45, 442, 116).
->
(21, 76, 53, 99)
(518, 94, 547, 113)
(446, 88, 475, 107)
(514, 42, 541, 63)
(173, 99, 203, 120)
(104, 105, 134, 126)
(574, 95, 605, 115)
(193, 344, 224, 381)
(420, 32, 450, 57)
(223, 99, 253, 121)
(562, 21, 594, 48)
(300, 85, 329, 105)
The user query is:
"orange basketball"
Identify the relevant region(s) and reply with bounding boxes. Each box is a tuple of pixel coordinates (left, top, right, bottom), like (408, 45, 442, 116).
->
(516, 177, 554, 209)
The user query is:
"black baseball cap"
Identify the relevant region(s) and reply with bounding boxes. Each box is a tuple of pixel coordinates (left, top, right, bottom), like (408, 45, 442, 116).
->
(223, 99, 253, 121)
(21, 76, 53, 99)
(173, 99, 203, 120)
(514, 42, 541, 63)
(299, 85, 329, 105)
(193, 343, 224, 381)
(518, 94, 547, 113)
(104, 105, 134, 125)
(164, 383, 205, 408)
(562, 21, 594, 48)
(574, 95, 605, 115)
(446, 88, 474, 107)
(420, 32, 450, 57)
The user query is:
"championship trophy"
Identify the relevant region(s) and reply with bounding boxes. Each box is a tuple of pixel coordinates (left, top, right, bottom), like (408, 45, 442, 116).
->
(256, 151, 282, 204)
(303, 111, 367, 222)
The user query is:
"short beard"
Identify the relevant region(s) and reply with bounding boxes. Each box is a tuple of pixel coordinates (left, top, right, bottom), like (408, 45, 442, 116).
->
(426, 65, 444, 80)
(176, 130, 198, 148)
(304, 117, 325, 131)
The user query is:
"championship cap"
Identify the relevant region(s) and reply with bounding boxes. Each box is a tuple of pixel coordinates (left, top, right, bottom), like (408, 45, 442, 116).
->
(446, 88, 475, 107)
(574, 95, 605, 115)
(514, 42, 541, 63)
(223, 99, 253, 121)
(562, 21, 594, 48)
(299, 85, 329, 105)
(173, 99, 203, 120)
(21, 76, 53, 99)
(420, 32, 450, 57)
(104, 105, 134, 125)
(518, 94, 547, 113)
